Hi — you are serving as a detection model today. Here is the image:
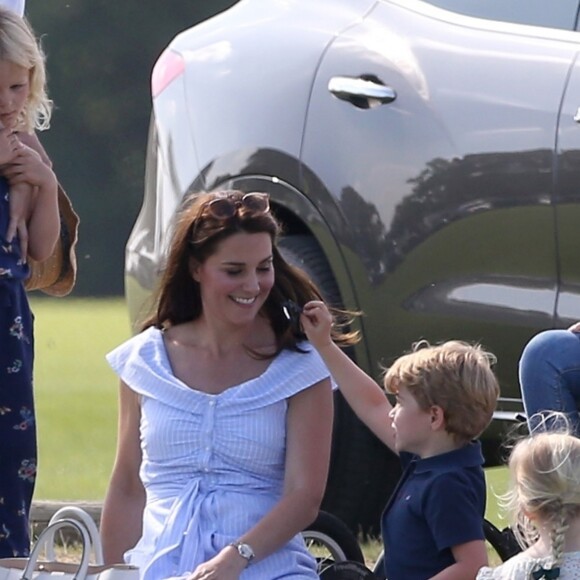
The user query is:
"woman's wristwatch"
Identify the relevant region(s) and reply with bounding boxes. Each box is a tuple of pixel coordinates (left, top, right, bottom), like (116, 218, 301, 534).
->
(229, 540, 255, 566)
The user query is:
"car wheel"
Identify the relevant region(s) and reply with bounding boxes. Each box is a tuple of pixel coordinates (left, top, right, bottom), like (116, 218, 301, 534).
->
(302, 510, 365, 574)
(278, 235, 401, 535)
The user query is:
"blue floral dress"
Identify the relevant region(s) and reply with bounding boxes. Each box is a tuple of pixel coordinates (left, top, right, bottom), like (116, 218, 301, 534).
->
(0, 177, 35, 558)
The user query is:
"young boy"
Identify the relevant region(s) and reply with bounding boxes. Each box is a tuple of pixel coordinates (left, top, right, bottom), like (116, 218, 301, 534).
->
(301, 301, 500, 580)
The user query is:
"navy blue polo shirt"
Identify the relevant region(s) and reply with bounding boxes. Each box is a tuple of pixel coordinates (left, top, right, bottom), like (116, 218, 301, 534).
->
(381, 441, 486, 580)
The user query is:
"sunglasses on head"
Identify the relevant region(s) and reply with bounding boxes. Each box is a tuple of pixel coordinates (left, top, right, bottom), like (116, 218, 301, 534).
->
(205, 192, 270, 219)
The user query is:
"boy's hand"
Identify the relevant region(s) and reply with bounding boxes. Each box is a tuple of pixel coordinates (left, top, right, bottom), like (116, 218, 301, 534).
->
(301, 301, 334, 350)
(568, 321, 580, 333)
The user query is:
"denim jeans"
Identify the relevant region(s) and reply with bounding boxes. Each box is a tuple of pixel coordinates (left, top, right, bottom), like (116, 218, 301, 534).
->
(518, 329, 580, 436)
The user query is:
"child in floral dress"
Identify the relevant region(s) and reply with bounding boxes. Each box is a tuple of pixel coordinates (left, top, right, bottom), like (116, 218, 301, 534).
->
(0, 8, 60, 557)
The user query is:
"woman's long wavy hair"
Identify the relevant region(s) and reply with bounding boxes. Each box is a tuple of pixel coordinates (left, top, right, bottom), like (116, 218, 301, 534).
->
(141, 190, 358, 354)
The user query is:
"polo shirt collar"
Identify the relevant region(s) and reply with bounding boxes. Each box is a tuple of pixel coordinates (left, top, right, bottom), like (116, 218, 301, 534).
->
(413, 440, 484, 474)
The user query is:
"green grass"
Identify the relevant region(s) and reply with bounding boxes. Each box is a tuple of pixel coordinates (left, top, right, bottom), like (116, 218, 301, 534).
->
(485, 466, 510, 528)
(31, 296, 132, 500)
(30, 296, 511, 528)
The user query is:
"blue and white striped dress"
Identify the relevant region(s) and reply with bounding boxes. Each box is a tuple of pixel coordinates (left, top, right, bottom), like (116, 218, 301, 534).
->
(107, 327, 331, 580)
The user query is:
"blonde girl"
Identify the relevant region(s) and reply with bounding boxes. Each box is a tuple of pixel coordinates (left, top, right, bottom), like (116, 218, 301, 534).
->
(0, 7, 59, 558)
(477, 415, 580, 579)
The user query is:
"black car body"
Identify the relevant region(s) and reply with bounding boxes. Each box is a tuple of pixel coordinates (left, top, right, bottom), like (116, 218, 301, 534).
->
(125, 0, 580, 532)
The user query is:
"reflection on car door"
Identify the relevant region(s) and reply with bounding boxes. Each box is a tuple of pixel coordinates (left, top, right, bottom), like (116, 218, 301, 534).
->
(300, 0, 578, 397)
(555, 51, 580, 326)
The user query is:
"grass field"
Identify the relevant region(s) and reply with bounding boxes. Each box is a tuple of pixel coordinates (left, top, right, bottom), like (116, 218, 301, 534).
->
(30, 296, 511, 529)
(31, 296, 132, 500)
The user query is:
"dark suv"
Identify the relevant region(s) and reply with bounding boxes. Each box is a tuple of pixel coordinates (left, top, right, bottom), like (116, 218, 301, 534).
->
(125, 0, 580, 532)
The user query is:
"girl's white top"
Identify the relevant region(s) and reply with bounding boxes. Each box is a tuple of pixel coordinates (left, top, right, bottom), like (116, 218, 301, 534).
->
(477, 551, 580, 579)
(107, 327, 333, 580)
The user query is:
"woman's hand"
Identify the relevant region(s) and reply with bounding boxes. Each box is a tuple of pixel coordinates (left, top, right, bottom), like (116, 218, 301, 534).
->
(568, 321, 580, 333)
(187, 546, 246, 580)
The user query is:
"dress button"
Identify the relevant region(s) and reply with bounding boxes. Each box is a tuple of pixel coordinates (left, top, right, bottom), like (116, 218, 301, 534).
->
(209, 400, 216, 406)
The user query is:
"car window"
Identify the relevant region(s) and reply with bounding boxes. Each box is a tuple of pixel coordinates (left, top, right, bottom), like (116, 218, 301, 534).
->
(422, 0, 580, 31)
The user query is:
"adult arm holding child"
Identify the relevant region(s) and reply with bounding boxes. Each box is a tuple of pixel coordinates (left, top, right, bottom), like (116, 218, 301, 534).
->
(0, 123, 31, 256)
(4, 140, 58, 261)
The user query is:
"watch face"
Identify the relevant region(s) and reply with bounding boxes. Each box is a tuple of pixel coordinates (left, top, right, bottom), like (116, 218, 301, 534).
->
(238, 543, 254, 561)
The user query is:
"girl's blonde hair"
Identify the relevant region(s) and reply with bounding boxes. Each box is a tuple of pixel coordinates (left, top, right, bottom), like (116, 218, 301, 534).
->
(504, 414, 580, 570)
(0, 7, 51, 132)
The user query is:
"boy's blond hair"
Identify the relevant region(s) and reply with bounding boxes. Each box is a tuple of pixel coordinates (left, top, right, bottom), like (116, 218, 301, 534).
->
(0, 7, 51, 132)
(383, 340, 499, 441)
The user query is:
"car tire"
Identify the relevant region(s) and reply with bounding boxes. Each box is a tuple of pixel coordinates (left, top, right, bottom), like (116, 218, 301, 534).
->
(278, 235, 401, 535)
(302, 510, 365, 573)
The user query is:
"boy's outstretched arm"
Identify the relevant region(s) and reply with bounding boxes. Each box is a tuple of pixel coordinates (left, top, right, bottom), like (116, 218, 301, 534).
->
(429, 540, 488, 580)
(302, 300, 396, 452)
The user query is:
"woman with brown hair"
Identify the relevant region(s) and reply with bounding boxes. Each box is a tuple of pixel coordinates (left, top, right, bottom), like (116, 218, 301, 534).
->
(100, 190, 355, 580)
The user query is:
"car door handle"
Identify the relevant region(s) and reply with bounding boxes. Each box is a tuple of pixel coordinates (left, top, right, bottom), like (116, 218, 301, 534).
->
(328, 76, 397, 108)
